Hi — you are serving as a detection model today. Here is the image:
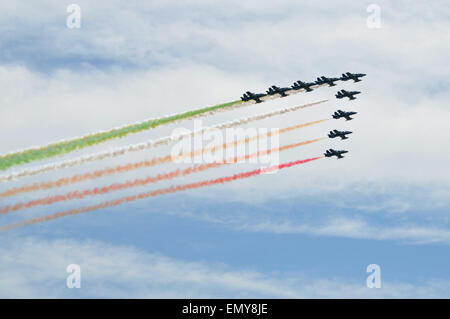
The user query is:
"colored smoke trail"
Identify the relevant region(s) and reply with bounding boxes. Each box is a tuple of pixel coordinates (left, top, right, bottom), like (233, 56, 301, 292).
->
(0, 82, 330, 172)
(0, 118, 328, 197)
(0, 100, 241, 171)
(0, 100, 327, 182)
(0, 138, 324, 213)
(0, 157, 322, 231)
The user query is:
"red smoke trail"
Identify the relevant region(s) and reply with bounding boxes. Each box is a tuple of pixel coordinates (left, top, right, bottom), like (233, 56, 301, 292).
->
(0, 119, 327, 198)
(1, 156, 322, 231)
(0, 138, 323, 214)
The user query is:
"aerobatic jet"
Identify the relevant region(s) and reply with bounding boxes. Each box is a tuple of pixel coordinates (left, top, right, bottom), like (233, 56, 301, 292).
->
(324, 149, 348, 159)
(328, 129, 353, 140)
(335, 89, 361, 100)
(241, 91, 266, 103)
(332, 110, 357, 121)
(315, 76, 340, 87)
(340, 72, 366, 82)
(291, 80, 315, 92)
(266, 85, 290, 97)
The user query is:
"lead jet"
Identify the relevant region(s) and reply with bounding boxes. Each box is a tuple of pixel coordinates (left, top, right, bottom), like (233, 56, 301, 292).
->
(340, 72, 366, 82)
(291, 80, 315, 92)
(335, 89, 361, 100)
(266, 85, 290, 97)
(332, 110, 357, 121)
(328, 129, 353, 140)
(241, 91, 265, 103)
(324, 149, 348, 159)
(315, 76, 340, 87)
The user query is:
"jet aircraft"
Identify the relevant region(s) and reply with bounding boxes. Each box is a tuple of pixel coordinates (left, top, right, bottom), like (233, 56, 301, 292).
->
(328, 129, 353, 140)
(340, 72, 366, 82)
(332, 110, 357, 121)
(335, 89, 361, 100)
(266, 85, 290, 97)
(240, 91, 265, 103)
(324, 149, 348, 159)
(315, 76, 340, 86)
(291, 80, 315, 92)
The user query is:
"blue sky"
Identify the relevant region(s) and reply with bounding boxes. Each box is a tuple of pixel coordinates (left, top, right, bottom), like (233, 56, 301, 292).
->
(0, 0, 449, 298)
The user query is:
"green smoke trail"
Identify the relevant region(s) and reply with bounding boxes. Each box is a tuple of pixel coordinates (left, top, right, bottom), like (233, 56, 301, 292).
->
(0, 99, 243, 171)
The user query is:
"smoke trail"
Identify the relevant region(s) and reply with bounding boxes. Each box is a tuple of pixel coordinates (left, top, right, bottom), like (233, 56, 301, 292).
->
(0, 83, 330, 171)
(0, 118, 328, 198)
(0, 101, 241, 171)
(0, 100, 327, 182)
(0, 157, 322, 231)
(0, 138, 323, 213)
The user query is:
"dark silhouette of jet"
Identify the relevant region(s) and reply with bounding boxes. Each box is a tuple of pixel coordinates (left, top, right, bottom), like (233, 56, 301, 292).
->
(324, 149, 348, 159)
(316, 76, 340, 86)
(340, 72, 366, 82)
(328, 129, 353, 140)
(335, 89, 361, 100)
(266, 85, 290, 97)
(332, 110, 357, 121)
(241, 91, 266, 103)
(291, 80, 315, 92)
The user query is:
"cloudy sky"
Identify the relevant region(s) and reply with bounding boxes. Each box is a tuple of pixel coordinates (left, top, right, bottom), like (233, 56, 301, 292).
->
(0, 0, 449, 298)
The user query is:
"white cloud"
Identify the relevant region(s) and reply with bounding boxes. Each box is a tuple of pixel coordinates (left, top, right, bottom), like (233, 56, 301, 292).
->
(242, 218, 450, 244)
(152, 208, 450, 245)
(0, 237, 448, 298)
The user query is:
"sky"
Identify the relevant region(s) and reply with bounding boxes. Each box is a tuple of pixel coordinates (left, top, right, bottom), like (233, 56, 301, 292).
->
(0, 0, 449, 298)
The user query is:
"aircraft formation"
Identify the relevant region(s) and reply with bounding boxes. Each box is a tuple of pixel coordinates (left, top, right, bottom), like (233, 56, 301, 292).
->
(240, 72, 365, 103)
(0, 71, 366, 230)
(324, 72, 364, 159)
(240, 72, 365, 160)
